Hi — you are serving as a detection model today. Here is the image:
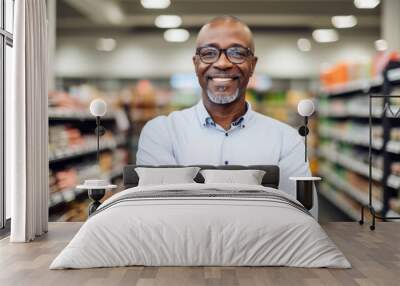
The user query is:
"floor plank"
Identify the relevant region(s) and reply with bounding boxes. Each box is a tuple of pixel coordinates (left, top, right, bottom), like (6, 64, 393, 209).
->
(0, 222, 399, 286)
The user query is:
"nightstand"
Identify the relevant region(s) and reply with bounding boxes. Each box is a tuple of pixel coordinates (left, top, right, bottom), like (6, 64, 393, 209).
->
(289, 177, 321, 210)
(77, 180, 117, 215)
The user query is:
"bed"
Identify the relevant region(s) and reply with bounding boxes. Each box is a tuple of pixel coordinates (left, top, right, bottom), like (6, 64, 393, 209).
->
(50, 165, 350, 269)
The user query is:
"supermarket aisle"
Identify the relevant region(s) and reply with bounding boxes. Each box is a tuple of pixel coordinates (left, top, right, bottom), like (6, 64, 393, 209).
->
(42, 0, 400, 223)
(317, 58, 400, 223)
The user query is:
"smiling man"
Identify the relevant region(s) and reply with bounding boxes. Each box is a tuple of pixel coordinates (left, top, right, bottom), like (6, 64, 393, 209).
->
(136, 16, 318, 218)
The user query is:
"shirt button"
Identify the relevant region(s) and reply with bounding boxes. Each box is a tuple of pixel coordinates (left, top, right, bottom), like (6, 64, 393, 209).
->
(225, 161, 229, 165)
(225, 133, 228, 137)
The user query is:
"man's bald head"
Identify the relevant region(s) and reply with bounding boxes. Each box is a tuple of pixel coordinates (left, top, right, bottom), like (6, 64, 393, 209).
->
(193, 16, 258, 109)
(196, 15, 255, 52)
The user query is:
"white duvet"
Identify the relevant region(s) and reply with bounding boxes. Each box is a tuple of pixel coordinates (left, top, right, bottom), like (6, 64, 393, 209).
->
(50, 183, 351, 269)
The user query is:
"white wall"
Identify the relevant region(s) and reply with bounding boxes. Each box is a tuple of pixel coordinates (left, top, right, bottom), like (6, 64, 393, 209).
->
(55, 32, 377, 79)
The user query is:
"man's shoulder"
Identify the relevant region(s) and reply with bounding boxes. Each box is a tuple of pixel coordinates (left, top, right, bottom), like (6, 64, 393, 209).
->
(141, 115, 168, 132)
(252, 111, 303, 156)
(252, 110, 298, 136)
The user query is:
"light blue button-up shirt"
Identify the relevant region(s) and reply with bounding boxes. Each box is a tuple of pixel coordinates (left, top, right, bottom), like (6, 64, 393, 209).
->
(136, 100, 318, 218)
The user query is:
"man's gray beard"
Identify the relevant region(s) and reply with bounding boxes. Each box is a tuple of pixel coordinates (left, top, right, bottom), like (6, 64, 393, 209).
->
(206, 88, 240, 105)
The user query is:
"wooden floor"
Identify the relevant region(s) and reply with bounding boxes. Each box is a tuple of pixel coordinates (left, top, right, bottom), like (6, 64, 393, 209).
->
(0, 222, 399, 286)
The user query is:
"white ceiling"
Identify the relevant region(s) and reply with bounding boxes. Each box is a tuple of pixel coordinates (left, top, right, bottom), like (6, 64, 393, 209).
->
(57, 0, 381, 36)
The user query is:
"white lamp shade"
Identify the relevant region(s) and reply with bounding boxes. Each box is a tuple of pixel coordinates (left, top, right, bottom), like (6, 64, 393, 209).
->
(89, 99, 107, 117)
(297, 99, 315, 117)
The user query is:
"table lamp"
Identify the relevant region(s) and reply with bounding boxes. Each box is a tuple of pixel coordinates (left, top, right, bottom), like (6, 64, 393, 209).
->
(89, 99, 107, 164)
(290, 99, 321, 211)
(297, 99, 315, 162)
(77, 99, 117, 215)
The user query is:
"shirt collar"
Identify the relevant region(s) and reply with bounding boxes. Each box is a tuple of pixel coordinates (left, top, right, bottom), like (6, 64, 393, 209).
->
(195, 100, 254, 128)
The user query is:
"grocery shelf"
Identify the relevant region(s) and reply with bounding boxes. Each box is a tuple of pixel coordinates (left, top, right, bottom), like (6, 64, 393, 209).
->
(388, 67, 400, 83)
(48, 107, 160, 123)
(319, 128, 400, 154)
(321, 182, 400, 222)
(109, 168, 123, 180)
(318, 148, 400, 189)
(318, 63, 400, 223)
(320, 77, 383, 97)
(319, 183, 360, 220)
(387, 210, 400, 218)
(49, 108, 115, 120)
(319, 165, 382, 211)
(320, 67, 400, 97)
(317, 106, 400, 119)
(49, 169, 123, 208)
(49, 136, 126, 163)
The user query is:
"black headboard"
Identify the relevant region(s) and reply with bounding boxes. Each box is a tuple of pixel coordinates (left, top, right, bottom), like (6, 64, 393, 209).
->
(123, 165, 280, 189)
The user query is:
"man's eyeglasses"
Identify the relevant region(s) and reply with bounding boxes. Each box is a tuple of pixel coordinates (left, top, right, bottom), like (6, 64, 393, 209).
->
(195, 46, 254, 64)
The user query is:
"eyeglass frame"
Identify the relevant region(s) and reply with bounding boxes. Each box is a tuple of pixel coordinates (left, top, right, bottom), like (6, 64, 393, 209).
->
(195, 45, 254, 64)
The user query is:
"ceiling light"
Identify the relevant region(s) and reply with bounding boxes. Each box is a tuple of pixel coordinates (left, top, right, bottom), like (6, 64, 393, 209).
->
(164, 29, 190, 42)
(354, 0, 380, 9)
(331, 15, 357, 28)
(103, 2, 125, 25)
(96, 38, 116, 52)
(375, 39, 388, 51)
(312, 29, 339, 43)
(155, 15, 182, 28)
(141, 0, 170, 9)
(297, 38, 311, 52)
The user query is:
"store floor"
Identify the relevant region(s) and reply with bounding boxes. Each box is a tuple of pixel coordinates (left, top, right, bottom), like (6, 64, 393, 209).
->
(1, 222, 399, 286)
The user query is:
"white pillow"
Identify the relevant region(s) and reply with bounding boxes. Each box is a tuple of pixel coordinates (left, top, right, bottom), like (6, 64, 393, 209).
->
(135, 167, 201, 186)
(200, 169, 266, 185)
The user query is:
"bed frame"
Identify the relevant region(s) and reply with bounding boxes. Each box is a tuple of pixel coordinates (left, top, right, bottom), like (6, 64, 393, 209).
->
(87, 165, 279, 215)
(122, 165, 280, 189)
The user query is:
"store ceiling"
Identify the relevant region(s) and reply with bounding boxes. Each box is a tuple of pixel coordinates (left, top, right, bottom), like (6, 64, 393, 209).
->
(57, 0, 380, 36)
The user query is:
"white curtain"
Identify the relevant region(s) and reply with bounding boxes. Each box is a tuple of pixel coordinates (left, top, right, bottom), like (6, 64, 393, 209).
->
(8, 0, 49, 242)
